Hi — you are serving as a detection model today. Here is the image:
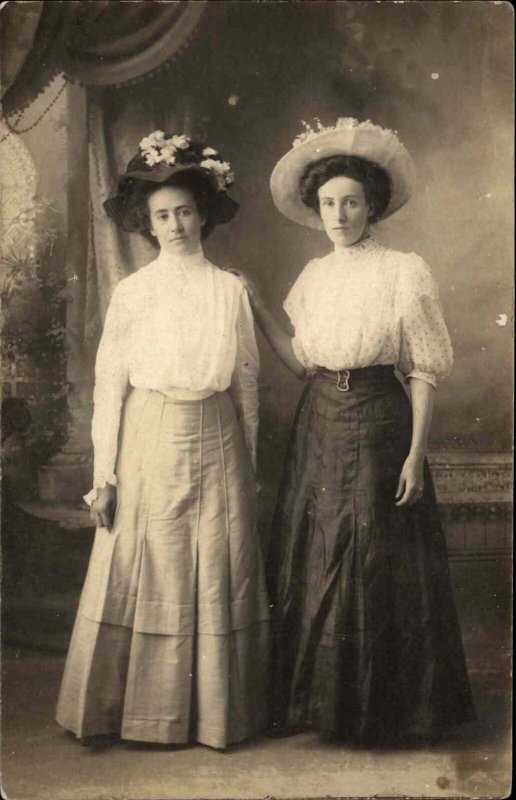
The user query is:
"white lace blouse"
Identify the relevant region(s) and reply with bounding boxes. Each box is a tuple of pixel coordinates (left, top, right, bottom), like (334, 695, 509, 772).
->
(285, 237, 453, 387)
(88, 248, 259, 495)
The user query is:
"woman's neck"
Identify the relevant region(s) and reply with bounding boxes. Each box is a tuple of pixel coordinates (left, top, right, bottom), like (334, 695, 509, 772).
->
(159, 245, 203, 262)
(334, 231, 372, 254)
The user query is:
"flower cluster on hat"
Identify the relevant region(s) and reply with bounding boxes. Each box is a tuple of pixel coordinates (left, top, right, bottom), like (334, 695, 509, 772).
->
(292, 117, 401, 148)
(138, 131, 234, 191)
(199, 156, 234, 191)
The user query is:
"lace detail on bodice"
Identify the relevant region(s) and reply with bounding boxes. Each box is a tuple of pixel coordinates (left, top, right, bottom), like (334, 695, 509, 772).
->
(284, 238, 453, 386)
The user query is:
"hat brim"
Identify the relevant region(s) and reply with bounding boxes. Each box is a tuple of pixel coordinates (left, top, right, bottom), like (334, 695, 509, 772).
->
(270, 127, 416, 229)
(104, 163, 239, 232)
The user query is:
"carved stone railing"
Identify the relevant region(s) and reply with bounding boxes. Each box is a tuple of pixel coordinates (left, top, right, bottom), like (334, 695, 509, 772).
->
(18, 450, 513, 555)
(428, 451, 512, 505)
(428, 451, 512, 560)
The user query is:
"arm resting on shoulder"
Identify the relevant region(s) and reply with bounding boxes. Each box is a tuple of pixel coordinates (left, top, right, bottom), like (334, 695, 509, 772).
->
(229, 270, 305, 378)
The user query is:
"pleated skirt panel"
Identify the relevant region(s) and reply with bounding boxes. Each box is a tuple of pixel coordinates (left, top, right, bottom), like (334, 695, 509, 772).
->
(56, 389, 270, 749)
(267, 366, 475, 744)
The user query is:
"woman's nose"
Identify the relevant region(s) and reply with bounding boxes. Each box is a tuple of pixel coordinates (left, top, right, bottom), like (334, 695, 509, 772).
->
(171, 215, 184, 231)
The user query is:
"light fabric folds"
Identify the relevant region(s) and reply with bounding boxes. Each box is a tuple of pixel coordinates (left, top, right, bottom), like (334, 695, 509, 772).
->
(57, 388, 269, 748)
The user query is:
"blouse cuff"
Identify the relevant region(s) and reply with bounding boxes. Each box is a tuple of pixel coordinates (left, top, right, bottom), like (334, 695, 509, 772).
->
(405, 370, 437, 388)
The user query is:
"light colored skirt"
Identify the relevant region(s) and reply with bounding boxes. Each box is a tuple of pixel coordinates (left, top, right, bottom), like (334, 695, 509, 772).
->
(56, 388, 270, 748)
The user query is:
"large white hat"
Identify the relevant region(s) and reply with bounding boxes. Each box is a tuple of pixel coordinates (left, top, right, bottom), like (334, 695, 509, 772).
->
(270, 118, 416, 229)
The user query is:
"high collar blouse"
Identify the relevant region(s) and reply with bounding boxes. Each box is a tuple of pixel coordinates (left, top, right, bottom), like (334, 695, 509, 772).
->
(284, 237, 453, 386)
(90, 248, 259, 492)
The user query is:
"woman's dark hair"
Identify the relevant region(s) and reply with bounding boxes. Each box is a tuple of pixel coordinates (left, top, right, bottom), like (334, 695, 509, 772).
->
(122, 170, 219, 245)
(300, 155, 392, 223)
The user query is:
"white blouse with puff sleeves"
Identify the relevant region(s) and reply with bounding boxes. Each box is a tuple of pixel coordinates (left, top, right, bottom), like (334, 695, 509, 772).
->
(87, 248, 259, 499)
(284, 237, 453, 386)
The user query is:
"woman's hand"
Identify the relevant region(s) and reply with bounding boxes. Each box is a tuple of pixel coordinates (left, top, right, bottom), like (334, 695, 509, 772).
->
(396, 377, 434, 507)
(90, 484, 117, 530)
(395, 455, 424, 506)
(226, 269, 264, 312)
(227, 268, 305, 378)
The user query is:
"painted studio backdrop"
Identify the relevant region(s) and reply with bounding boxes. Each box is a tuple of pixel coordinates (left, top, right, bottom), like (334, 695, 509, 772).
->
(0, 0, 513, 795)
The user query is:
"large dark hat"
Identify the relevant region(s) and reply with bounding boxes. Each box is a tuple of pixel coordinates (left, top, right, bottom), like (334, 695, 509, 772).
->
(104, 131, 239, 232)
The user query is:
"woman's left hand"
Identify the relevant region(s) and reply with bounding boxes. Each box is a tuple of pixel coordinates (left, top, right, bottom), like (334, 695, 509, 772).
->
(225, 269, 264, 312)
(395, 455, 425, 506)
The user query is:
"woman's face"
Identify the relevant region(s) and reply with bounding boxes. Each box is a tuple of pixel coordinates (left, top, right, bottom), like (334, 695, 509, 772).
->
(148, 185, 205, 255)
(317, 176, 371, 247)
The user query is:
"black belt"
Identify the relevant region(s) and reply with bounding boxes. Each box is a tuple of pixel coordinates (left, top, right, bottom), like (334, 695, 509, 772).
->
(314, 364, 395, 392)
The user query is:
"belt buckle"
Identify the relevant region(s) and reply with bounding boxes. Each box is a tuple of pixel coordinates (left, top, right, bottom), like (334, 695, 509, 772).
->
(337, 369, 350, 392)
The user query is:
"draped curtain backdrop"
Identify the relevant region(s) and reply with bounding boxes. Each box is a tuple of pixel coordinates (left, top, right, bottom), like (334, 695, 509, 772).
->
(1, 0, 207, 497)
(2, 0, 205, 109)
(2, 0, 207, 340)
(1, 0, 512, 485)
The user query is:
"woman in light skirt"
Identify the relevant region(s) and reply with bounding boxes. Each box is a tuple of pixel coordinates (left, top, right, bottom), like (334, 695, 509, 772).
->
(56, 132, 269, 749)
(235, 118, 475, 745)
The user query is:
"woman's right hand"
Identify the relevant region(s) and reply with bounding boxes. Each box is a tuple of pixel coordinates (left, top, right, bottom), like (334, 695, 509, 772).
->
(226, 269, 264, 312)
(90, 484, 117, 531)
(228, 268, 305, 378)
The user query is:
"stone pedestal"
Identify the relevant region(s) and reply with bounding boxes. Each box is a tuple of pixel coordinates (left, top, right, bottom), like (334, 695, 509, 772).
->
(38, 460, 91, 504)
(37, 372, 94, 503)
(36, 82, 95, 507)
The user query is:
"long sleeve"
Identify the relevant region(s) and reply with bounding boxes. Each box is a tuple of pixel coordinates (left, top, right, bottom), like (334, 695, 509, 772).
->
(395, 256, 454, 387)
(229, 288, 260, 469)
(86, 282, 131, 501)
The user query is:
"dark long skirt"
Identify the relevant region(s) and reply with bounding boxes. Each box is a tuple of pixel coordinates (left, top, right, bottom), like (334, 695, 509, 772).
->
(267, 365, 475, 744)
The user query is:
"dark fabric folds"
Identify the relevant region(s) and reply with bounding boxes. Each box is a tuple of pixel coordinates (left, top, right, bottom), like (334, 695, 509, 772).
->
(268, 366, 476, 744)
(2, 0, 205, 115)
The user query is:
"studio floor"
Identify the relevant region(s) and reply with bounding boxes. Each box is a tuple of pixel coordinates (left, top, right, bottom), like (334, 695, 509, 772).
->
(1, 559, 512, 800)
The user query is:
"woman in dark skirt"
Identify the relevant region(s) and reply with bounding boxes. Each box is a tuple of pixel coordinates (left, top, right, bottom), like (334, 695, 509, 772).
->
(234, 118, 475, 745)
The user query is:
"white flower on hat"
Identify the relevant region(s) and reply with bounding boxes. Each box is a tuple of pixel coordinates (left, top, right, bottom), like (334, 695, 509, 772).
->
(143, 148, 163, 166)
(200, 158, 234, 190)
(200, 158, 224, 172)
(137, 130, 235, 191)
(160, 143, 177, 165)
(140, 130, 179, 166)
(139, 130, 166, 151)
(170, 134, 190, 150)
(292, 117, 399, 149)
